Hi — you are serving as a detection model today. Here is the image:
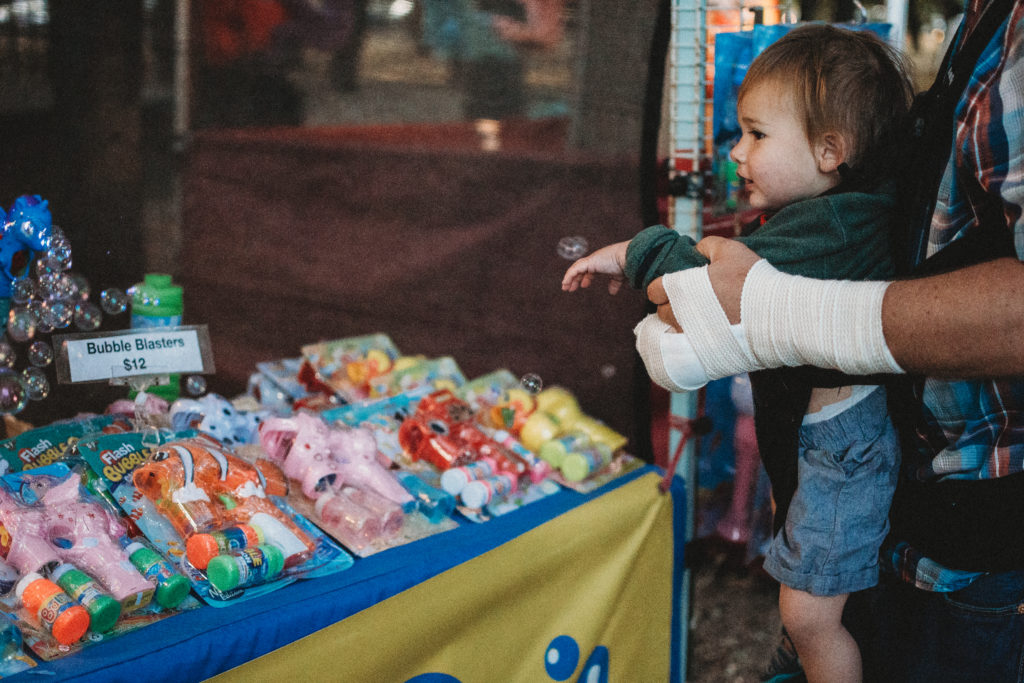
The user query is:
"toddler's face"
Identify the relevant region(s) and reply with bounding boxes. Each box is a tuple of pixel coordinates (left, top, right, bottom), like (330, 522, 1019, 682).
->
(729, 81, 839, 211)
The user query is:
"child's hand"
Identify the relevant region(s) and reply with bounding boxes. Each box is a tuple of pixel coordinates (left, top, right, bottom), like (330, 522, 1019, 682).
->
(561, 241, 630, 294)
(647, 276, 682, 332)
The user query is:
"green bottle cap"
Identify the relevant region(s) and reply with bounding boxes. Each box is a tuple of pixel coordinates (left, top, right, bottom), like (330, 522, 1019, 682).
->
(560, 453, 593, 482)
(154, 573, 191, 609)
(538, 439, 569, 467)
(205, 554, 239, 592)
(132, 273, 183, 316)
(85, 593, 122, 633)
(264, 544, 285, 577)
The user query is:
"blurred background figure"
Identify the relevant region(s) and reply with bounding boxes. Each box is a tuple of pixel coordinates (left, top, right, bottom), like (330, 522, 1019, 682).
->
(194, 0, 304, 128)
(420, 0, 566, 120)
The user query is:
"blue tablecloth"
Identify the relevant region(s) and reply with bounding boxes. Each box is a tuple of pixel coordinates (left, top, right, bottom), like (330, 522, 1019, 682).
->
(13, 466, 685, 682)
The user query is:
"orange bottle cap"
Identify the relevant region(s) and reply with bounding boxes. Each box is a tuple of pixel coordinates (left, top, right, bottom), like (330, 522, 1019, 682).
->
(51, 604, 90, 645)
(185, 533, 220, 570)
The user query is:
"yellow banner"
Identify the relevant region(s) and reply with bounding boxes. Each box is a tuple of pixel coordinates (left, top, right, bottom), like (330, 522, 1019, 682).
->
(212, 472, 677, 682)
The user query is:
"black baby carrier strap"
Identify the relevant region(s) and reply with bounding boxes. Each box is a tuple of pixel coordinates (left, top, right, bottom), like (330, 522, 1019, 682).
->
(887, 0, 1024, 571)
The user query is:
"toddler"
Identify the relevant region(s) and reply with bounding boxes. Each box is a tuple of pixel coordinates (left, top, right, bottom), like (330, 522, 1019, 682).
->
(562, 24, 913, 683)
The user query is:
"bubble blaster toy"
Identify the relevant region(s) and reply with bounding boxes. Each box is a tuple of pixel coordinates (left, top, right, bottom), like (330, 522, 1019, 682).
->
(398, 389, 534, 477)
(0, 195, 52, 299)
(170, 393, 269, 447)
(0, 473, 154, 607)
(515, 387, 628, 455)
(258, 412, 413, 508)
(131, 436, 316, 568)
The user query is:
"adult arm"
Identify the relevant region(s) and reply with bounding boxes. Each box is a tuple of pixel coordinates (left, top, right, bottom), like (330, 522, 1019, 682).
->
(682, 237, 1024, 378)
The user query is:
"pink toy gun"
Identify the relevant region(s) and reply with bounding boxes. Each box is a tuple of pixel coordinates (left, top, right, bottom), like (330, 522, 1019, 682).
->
(0, 475, 153, 604)
(259, 413, 413, 509)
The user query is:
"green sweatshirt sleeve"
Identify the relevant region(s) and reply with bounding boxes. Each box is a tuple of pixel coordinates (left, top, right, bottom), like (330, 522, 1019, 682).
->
(622, 188, 896, 291)
(624, 224, 707, 291)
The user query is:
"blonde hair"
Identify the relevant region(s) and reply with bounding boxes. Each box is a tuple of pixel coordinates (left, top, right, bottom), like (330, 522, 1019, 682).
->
(738, 24, 914, 169)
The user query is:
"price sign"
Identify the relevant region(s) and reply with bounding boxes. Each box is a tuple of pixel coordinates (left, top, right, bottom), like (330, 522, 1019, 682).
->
(53, 325, 215, 384)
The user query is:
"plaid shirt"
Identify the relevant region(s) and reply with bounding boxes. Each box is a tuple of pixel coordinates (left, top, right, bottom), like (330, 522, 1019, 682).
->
(892, 0, 1024, 591)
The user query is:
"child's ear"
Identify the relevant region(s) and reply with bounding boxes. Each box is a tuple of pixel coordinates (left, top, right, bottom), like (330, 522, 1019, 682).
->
(815, 132, 847, 173)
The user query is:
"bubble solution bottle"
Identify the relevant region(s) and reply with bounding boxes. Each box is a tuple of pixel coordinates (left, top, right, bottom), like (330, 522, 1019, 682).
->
(460, 473, 518, 509)
(186, 524, 264, 570)
(49, 563, 121, 634)
(206, 545, 284, 593)
(14, 572, 90, 646)
(129, 273, 184, 401)
(125, 542, 191, 609)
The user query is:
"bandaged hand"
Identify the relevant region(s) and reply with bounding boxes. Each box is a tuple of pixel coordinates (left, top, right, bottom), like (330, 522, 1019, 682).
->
(635, 260, 904, 390)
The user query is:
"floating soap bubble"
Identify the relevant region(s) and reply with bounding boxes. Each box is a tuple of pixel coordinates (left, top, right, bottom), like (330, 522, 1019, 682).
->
(0, 369, 28, 415)
(45, 237, 72, 271)
(69, 273, 90, 301)
(28, 341, 53, 367)
(184, 375, 207, 397)
(6, 309, 35, 343)
(73, 301, 103, 331)
(11, 279, 35, 305)
(34, 256, 58, 277)
(100, 288, 128, 315)
(36, 271, 61, 299)
(39, 299, 73, 329)
(520, 372, 543, 394)
(52, 274, 78, 300)
(0, 341, 14, 369)
(600, 364, 616, 379)
(556, 236, 589, 260)
(21, 366, 49, 401)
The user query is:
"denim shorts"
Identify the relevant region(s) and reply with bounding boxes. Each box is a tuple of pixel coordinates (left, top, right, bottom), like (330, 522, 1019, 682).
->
(763, 386, 900, 596)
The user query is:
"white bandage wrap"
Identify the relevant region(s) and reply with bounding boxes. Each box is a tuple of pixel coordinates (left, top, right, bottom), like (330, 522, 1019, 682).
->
(661, 268, 763, 379)
(634, 315, 709, 391)
(740, 259, 904, 375)
(634, 315, 761, 392)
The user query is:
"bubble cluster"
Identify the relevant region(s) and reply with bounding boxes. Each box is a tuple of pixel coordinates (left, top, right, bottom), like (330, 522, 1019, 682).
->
(520, 372, 543, 395)
(0, 203, 131, 415)
(556, 236, 589, 260)
(185, 375, 207, 397)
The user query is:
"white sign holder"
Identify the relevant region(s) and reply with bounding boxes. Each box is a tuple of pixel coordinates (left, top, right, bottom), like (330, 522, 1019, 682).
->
(52, 325, 215, 390)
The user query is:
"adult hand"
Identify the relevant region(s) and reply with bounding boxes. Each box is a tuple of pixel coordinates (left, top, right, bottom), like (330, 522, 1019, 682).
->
(695, 236, 760, 324)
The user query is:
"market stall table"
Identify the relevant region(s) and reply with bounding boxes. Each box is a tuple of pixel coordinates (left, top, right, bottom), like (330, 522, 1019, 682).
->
(12, 467, 686, 682)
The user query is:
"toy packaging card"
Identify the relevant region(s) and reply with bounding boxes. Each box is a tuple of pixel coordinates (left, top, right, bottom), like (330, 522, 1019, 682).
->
(367, 356, 466, 399)
(300, 333, 403, 403)
(322, 389, 430, 465)
(0, 463, 200, 661)
(0, 414, 131, 474)
(75, 431, 353, 608)
(248, 357, 314, 412)
(457, 369, 520, 414)
(251, 413, 458, 558)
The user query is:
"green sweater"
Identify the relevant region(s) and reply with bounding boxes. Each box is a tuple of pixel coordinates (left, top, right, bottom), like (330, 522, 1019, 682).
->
(624, 185, 898, 291)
